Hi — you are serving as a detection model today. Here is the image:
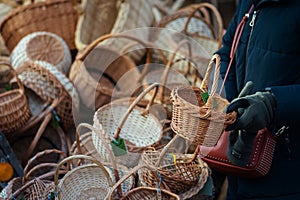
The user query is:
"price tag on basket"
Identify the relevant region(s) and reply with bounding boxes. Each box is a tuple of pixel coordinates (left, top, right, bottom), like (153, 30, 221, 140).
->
(110, 137, 128, 157)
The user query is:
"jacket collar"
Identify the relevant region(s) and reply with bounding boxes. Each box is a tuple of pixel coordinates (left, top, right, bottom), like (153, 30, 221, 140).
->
(251, 0, 281, 8)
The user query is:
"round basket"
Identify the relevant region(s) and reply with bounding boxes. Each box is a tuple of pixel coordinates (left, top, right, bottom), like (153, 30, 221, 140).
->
(16, 60, 79, 129)
(53, 155, 114, 200)
(140, 139, 204, 194)
(75, 0, 154, 62)
(0, 62, 31, 134)
(107, 165, 180, 200)
(10, 31, 72, 76)
(0, 0, 79, 52)
(92, 83, 164, 168)
(170, 54, 236, 147)
(69, 34, 140, 110)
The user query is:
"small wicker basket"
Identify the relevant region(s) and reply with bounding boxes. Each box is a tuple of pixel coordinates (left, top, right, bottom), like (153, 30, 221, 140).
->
(53, 155, 114, 200)
(170, 54, 236, 147)
(0, 0, 79, 52)
(0, 62, 31, 134)
(10, 31, 72, 76)
(92, 83, 164, 168)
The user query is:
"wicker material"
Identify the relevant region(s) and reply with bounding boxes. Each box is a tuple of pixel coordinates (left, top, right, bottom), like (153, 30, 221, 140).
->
(170, 54, 236, 147)
(107, 165, 180, 200)
(0, 0, 79, 52)
(0, 62, 31, 134)
(54, 155, 114, 200)
(140, 140, 203, 194)
(16, 60, 79, 129)
(92, 83, 163, 168)
(69, 34, 139, 109)
(10, 31, 72, 75)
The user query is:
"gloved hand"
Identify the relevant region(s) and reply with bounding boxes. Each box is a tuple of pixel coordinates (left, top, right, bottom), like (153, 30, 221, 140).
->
(225, 82, 277, 166)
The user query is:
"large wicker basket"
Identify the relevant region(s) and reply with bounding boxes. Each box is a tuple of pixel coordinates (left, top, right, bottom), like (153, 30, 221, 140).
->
(0, 62, 31, 134)
(75, 0, 154, 62)
(0, 0, 79, 52)
(170, 54, 236, 147)
(53, 155, 114, 200)
(10, 31, 72, 76)
(69, 34, 141, 110)
(92, 83, 164, 168)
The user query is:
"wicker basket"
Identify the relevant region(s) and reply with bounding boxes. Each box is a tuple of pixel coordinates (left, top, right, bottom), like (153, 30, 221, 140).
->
(0, 0, 79, 52)
(140, 135, 204, 194)
(0, 62, 31, 134)
(0, 149, 66, 200)
(53, 155, 114, 200)
(170, 54, 236, 147)
(16, 60, 79, 129)
(72, 123, 135, 195)
(70, 33, 145, 110)
(75, 0, 154, 62)
(10, 31, 72, 75)
(92, 83, 164, 168)
(107, 165, 180, 200)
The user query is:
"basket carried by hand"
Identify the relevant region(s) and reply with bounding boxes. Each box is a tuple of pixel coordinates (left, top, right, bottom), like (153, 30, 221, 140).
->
(69, 33, 141, 110)
(16, 60, 79, 129)
(140, 135, 205, 194)
(0, 62, 31, 134)
(10, 31, 72, 75)
(53, 155, 114, 200)
(170, 54, 236, 147)
(0, 0, 79, 52)
(92, 83, 164, 168)
(107, 165, 180, 200)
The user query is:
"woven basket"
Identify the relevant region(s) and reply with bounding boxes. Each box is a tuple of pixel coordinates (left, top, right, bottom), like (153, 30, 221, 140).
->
(70, 33, 144, 110)
(92, 83, 163, 168)
(53, 155, 114, 200)
(0, 62, 31, 134)
(16, 60, 79, 129)
(140, 134, 204, 194)
(170, 54, 236, 147)
(107, 165, 180, 200)
(72, 123, 135, 195)
(75, 0, 154, 62)
(0, 0, 79, 52)
(10, 31, 72, 75)
(0, 149, 66, 200)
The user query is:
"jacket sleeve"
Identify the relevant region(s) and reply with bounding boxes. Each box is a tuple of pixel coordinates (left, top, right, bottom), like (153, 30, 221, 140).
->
(215, 1, 243, 101)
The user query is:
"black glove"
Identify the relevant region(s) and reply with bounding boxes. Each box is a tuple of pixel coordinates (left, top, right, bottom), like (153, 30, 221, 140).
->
(225, 82, 277, 167)
(226, 90, 276, 134)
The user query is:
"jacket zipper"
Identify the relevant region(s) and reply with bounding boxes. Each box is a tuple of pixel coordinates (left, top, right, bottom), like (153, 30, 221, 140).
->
(245, 10, 258, 73)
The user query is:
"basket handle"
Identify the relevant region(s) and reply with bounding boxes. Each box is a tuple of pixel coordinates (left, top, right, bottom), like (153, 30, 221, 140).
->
(23, 149, 67, 181)
(54, 155, 114, 195)
(113, 83, 160, 139)
(200, 54, 221, 97)
(183, 3, 223, 47)
(0, 62, 24, 92)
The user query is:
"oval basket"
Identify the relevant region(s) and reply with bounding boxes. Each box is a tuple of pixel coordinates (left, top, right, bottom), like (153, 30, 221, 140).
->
(0, 0, 79, 52)
(75, 0, 154, 62)
(92, 83, 164, 168)
(170, 54, 236, 147)
(0, 62, 31, 134)
(16, 60, 79, 129)
(10, 31, 72, 76)
(69, 34, 139, 110)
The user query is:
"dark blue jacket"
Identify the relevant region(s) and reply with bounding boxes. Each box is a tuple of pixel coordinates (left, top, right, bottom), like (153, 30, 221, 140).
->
(216, 0, 300, 199)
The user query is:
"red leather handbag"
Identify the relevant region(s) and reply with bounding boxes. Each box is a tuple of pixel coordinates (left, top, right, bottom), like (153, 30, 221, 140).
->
(199, 128, 276, 178)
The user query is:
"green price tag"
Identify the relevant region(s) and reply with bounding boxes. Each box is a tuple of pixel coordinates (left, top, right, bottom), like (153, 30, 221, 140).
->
(5, 84, 10, 91)
(111, 138, 128, 157)
(201, 92, 209, 103)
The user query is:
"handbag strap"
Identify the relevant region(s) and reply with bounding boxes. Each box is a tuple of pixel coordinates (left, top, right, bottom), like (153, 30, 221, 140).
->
(219, 4, 254, 94)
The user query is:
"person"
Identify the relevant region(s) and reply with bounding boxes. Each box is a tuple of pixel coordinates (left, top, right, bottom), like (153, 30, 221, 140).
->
(215, 0, 300, 199)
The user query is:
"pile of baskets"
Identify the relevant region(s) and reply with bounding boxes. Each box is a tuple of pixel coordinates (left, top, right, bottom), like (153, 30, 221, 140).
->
(0, 1, 236, 199)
